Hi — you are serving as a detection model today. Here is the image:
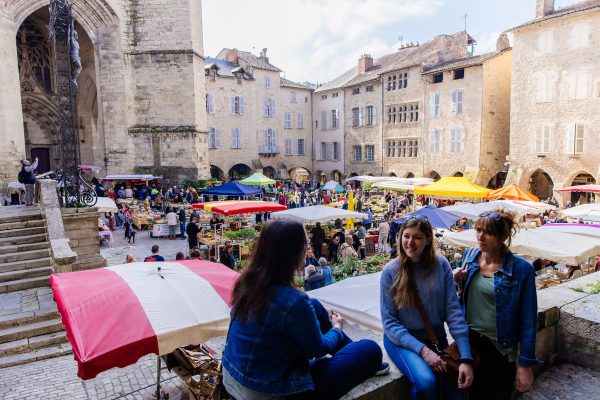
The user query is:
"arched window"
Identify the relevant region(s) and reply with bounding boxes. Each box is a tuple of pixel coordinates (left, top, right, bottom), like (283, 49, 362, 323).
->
(17, 20, 53, 94)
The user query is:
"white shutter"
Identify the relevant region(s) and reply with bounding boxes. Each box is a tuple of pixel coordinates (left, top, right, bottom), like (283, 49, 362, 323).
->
(457, 91, 463, 114)
(215, 128, 221, 148)
(543, 127, 551, 153)
(567, 72, 577, 100)
(576, 125, 585, 153)
(536, 74, 546, 103)
(239, 97, 245, 115)
(451, 91, 457, 114)
(272, 100, 276, 117)
(359, 108, 365, 126)
(327, 142, 333, 161)
(263, 129, 269, 151)
(546, 73, 554, 102)
(566, 124, 575, 154)
(321, 111, 327, 130)
(207, 94, 214, 113)
(272, 129, 277, 152)
(230, 97, 235, 114)
(372, 106, 377, 125)
(459, 129, 464, 152)
(429, 93, 436, 117)
(535, 127, 542, 153)
(263, 99, 269, 116)
(576, 71, 588, 99)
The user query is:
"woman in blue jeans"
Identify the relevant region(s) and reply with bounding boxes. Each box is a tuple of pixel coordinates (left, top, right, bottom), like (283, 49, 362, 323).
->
(223, 220, 387, 399)
(380, 217, 474, 399)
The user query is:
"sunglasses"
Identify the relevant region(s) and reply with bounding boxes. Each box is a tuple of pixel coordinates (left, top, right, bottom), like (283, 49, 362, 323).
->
(479, 211, 502, 220)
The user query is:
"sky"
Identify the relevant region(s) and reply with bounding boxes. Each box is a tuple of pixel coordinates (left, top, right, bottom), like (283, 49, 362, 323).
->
(202, 0, 576, 84)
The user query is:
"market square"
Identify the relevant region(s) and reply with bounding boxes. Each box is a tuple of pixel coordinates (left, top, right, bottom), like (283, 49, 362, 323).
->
(1, 0, 600, 399)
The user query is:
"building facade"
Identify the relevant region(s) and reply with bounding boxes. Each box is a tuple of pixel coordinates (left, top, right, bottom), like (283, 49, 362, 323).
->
(506, 0, 600, 202)
(1, 0, 210, 190)
(207, 48, 313, 181)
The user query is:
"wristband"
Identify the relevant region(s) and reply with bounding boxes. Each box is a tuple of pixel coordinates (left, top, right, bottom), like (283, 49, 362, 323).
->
(459, 358, 474, 366)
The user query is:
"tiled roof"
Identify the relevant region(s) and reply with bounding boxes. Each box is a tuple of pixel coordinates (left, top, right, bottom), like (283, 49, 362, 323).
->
(315, 66, 358, 93)
(280, 77, 312, 90)
(204, 57, 254, 80)
(219, 48, 282, 72)
(422, 51, 504, 74)
(508, 0, 600, 31)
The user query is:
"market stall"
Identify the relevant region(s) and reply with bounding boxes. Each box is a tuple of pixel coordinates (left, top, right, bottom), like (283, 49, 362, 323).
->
(239, 173, 275, 186)
(201, 181, 262, 198)
(94, 197, 118, 213)
(414, 176, 492, 199)
(443, 200, 543, 219)
(50, 260, 238, 397)
(486, 184, 539, 201)
(392, 206, 461, 229)
(270, 205, 367, 224)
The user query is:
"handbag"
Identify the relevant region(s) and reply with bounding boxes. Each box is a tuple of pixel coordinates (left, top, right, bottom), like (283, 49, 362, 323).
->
(412, 282, 479, 377)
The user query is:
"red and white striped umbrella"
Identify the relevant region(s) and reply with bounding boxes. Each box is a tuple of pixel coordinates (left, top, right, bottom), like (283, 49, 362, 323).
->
(51, 260, 238, 379)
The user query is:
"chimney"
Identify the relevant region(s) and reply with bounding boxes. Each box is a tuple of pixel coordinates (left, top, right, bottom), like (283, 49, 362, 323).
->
(226, 48, 238, 64)
(536, 0, 554, 18)
(358, 54, 373, 74)
(259, 48, 269, 63)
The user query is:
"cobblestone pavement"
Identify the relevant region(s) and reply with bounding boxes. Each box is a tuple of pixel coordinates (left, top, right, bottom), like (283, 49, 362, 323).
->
(100, 227, 191, 266)
(523, 363, 600, 400)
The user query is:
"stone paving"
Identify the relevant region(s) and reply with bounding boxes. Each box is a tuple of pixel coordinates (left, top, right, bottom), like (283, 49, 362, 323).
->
(523, 363, 600, 400)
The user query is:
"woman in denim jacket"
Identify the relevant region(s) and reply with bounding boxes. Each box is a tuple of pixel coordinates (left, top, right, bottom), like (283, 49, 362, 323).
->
(222, 220, 386, 399)
(456, 210, 542, 399)
(380, 217, 474, 400)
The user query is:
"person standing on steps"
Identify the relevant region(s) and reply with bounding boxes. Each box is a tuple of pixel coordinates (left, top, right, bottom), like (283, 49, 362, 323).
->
(19, 157, 38, 206)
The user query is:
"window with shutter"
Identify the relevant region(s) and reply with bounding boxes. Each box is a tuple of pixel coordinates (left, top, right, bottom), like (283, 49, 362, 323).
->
(290, 92, 297, 103)
(429, 129, 440, 154)
(575, 124, 585, 154)
(451, 90, 463, 115)
(535, 126, 551, 154)
(264, 76, 270, 88)
(331, 110, 338, 129)
(354, 146, 362, 161)
(239, 97, 244, 115)
(538, 30, 554, 53)
(333, 142, 340, 161)
(208, 127, 216, 149)
(450, 128, 463, 153)
(321, 111, 327, 130)
(352, 108, 360, 127)
(231, 128, 241, 149)
(320, 142, 327, 160)
(571, 23, 589, 49)
(366, 106, 374, 126)
(366, 145, 375, 162)
(296, 139, 305, 156)
(206, 94, 214, 114)
(297, 113, 303, 129)
(284, 112, 291, 129)
(285, 139, 292, 155)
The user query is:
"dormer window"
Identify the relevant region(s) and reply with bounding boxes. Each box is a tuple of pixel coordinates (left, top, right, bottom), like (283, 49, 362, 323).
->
(433, 73, 443, 84)
(231, 66, 245, 85)
(453, 69, 464, 80)
(205, 63, 220, 82)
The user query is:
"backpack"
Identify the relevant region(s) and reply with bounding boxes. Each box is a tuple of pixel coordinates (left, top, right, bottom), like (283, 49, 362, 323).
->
(144, 256, 157, 262)
(17, 169, 27, 184)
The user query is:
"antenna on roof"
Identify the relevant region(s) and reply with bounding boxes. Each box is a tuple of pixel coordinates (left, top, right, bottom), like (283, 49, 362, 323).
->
(463, 13, 467, 32)
(398, 35, 404, 46)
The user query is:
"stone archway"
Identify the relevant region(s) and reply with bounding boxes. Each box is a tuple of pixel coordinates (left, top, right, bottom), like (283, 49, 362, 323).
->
(426, 170, 441, 181)
(388, 172, 397, 177)
(569, 172, 596, 204)
(405, 172, 415, 178)
(262, 166, 276, 179)
(452, 172, 463, 177)
(487, 171, 507, 189)
(229, 163, 252, 180)
(528, 170, 554, 200)
(210, 165, 225, 180)
(289, 167, 311, 183)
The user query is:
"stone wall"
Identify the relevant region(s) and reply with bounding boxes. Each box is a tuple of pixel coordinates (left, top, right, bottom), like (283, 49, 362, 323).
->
(61, 208, 107, 272)
(507, 9, 600, 202)
(313, 88, 346, 179)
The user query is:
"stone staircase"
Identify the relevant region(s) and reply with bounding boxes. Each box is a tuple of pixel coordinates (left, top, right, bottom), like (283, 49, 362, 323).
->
(0, 207, 71, 369)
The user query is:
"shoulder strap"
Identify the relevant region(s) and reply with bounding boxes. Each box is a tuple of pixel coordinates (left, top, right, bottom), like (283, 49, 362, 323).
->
(410, 276, 440, 350)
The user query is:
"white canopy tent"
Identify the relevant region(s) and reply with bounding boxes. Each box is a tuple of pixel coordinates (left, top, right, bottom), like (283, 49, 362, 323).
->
(537, 223, 600, 238)
(270, 205, 368, 224)
(94, 197, 118, 213)
(559, 203, 600, 219)
(441, 228, 600, 265)
(309, 272, 383, 333)
(443, 200, 542, 219)
(345, 176, 391, 183)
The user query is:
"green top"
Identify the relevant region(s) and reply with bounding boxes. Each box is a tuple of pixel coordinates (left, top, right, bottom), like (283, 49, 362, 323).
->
(466, 271, 518, 362)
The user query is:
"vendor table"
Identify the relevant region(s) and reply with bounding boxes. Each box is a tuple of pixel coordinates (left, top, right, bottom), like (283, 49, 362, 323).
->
(132, 216, 151, 230)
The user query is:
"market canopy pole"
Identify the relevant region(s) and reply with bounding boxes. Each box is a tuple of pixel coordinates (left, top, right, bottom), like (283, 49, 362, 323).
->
(49, 0, 96, 208)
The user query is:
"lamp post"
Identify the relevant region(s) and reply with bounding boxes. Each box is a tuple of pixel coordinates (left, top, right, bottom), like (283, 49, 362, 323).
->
(49, 0, 96, 207)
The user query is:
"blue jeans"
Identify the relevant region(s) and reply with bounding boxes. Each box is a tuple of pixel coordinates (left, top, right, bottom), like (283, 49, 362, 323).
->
(384, 335, 463, 400)
(179, 222, 186, 239)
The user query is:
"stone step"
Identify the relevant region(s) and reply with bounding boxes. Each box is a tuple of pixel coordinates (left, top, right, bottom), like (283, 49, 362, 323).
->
(0, 342, 71, 369)
(0, 318, 64, 345)
(0, 241, 49, 255)
(0, 233, 47, 246)
(0, 310, 59, 330)
(0, 212, 43, 226)
(0, 219, 45, 232)
(0, 248, 50, 263)
(0, 330, 68, 357)
(0, 275, 50, 294)
(0, 257, 52, 273)
(0, 266, 52, 283)
(0, 226, 46, 239)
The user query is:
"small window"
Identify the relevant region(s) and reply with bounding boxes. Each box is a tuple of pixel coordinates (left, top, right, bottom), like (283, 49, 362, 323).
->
(352, 87, 360, 95)
(290, 92, 297, 103)
(332, 92, 339, 98)
(366, 145, 375, 162)
(354, 146, 362, 162)
(366, 85, 374, 92)
(453, 69, 464, 80)
(321, 95, 327, 100)
(433, 73, 443, 84)
(264, 76, 271, 88)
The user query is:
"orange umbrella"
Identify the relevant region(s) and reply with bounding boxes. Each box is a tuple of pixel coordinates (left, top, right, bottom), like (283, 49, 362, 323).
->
(487, 184, 539, 202)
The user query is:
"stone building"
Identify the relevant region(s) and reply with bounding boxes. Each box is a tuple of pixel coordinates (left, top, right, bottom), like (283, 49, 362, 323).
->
(506, 0, 600, 202)
(421, 42, 512, 187)
(0, 0, 210, 191)
(312, 67, 356, 184)
(206, 48, 313, 181)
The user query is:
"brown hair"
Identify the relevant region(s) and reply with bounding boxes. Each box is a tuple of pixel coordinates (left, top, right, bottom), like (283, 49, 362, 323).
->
(473, 209, 518, 253)
(391, 218, 437, 308)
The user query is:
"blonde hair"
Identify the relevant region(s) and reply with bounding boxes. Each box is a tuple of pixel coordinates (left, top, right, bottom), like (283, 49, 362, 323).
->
(473, 209, 518, 253)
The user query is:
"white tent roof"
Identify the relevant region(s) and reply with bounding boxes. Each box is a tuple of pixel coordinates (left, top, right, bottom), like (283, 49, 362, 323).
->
(537, 223, 600, 238)
(309, 272, 383, 332)
(269, 205, 368, 224)
(94, 197, 118, 213)
(104, 174, 160, 181)
(345, 176, 390, 183)
(559, 203, 600, 218)
(441, 228, 600, 265)
(443, 200, 541, 219)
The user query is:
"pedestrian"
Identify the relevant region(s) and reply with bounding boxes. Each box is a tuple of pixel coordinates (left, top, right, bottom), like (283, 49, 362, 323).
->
(455, 210, 541, 399)
(175, 252, 185, 260)
(166, 208, 178, 239)
(340, 235, 358, 265)
(219, 241, 237, 270)
(144, 245, 165, 262)
(185, 217, 200, 249)
(18, 157, 38, 206)
(304, 265, 325, 291)
(317, 257, 335, 286)
(380, 216, 474, 399)
(310, 221, 326, 259)
(378, 215, 391, 253)
(363, 207, 373, 230)
(125, 254, 134, 263)
(178, 206, 187, 240)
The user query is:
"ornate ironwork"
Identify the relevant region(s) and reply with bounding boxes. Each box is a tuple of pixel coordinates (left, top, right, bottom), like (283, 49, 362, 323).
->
(48, 0, 96, 207)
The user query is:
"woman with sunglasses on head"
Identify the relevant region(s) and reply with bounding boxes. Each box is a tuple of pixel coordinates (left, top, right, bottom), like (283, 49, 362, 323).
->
(380, 216, 474, 400)
(223, 220, 387, 400)
(456, 209, 541, 399)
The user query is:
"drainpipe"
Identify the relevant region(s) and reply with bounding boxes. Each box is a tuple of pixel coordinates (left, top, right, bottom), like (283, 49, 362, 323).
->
(380, 75, 385, 176)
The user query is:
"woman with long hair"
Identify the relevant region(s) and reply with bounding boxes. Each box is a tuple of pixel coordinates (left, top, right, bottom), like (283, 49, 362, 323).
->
(456, 210, 541, 399)
(380, 217, 474, 399)
(222, 220, 386, 399)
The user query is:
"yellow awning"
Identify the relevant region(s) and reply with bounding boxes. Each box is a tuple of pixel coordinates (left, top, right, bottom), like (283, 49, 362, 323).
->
(414, 177, 492, 198)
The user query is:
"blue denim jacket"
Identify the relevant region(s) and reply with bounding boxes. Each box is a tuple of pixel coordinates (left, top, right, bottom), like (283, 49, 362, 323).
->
(461, 248, 542, 368)
(380, 256, 473, 360)
(222, 285, 344, 395)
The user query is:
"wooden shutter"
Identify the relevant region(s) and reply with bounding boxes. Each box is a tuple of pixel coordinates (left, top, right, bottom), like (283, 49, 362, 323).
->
(263, 99, 269, 116)
(575, 124, 585, 153)
(272, 129, 277, 152)
(536, 74, 546, 103)
(215, 128, 221, 148)
(372, 106, 377, 125)
(565, 124, 575, 154)
(451, 91, 457, 114)
(429, 93, 436, 117)
(239, 97, 245, 115)
(230, 97, 235, 114)
(321, 111, 327, 130)
(359, 108, 365, 126)
(271, 100, 276, 117)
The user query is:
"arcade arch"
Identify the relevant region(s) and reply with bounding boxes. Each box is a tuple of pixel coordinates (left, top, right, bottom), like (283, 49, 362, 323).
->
(528, 169, 554, 200)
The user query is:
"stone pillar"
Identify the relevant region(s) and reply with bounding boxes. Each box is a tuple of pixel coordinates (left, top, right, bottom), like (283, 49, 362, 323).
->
(124, 0, 209, 183)
(0, 11, 26, 193)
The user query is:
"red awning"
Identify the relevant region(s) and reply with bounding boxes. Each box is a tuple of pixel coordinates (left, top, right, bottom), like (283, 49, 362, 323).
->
(556, 184, 600, 193)
(192, 200, 286, 216)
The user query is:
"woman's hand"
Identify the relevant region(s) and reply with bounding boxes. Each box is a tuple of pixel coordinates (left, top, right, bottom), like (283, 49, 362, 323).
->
(329, 310, 343, 330)
(515, 366, 534, 392)
(419, 346, 447, 373)
(457, 363, 474, 389)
